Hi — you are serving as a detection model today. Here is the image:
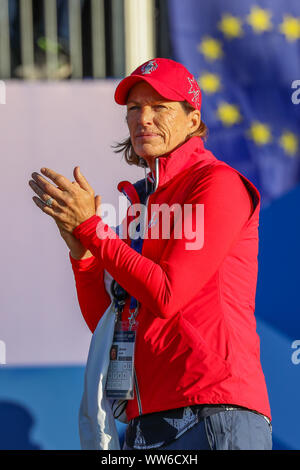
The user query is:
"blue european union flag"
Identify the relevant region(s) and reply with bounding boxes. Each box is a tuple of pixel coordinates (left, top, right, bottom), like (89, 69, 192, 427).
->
(168, 0, 300, 451)
(168, 0, 300, 206)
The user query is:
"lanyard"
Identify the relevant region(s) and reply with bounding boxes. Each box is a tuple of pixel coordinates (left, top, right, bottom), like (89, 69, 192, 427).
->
(127, 224, 143, 329)
(111, 176, 154, 329)
(110, 221, 144, 329)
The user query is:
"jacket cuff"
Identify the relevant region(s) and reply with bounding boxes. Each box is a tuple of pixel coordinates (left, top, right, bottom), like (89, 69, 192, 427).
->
(69, 251, 98, 272)
(72, 214, 117, 255)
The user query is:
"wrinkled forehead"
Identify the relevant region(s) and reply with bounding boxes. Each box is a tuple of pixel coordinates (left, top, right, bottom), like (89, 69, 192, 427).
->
(126, 81, 176, 104)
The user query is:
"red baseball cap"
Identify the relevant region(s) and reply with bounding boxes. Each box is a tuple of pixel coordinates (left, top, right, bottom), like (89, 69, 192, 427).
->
(114, 58, 201, 111)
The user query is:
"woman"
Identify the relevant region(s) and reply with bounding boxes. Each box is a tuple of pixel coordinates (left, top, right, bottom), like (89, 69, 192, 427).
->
(29, 58, 272, 450)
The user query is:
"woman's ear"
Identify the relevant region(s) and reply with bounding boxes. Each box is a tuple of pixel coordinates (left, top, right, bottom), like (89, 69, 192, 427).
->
(188, 110, 201, 133)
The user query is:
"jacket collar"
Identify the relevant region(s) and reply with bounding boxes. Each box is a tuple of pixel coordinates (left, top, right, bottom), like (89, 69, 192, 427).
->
(148, 136, 216, 190)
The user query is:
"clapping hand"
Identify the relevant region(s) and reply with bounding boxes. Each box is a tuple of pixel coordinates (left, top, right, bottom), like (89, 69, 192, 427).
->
(29, 166, 101, 259)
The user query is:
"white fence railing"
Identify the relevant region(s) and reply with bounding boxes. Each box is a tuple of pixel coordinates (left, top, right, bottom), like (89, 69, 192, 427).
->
(0, 0, 157, 79)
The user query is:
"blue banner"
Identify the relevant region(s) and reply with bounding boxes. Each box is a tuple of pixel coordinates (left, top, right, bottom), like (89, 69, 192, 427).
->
(168, 0, 300, 450)
(168, 0, 300, 206)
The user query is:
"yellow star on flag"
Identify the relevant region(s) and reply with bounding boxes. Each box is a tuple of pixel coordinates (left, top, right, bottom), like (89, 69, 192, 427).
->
(197, 37, 223, 61)
(248, 121, 272, 145)
(198, 73, 221, 94)
(218, 14, 243, 39)
(247, 6, 273, 33)
(279, 16, 300, 42)
(216, 102, 242, 127)
(279, 131, 299, 156)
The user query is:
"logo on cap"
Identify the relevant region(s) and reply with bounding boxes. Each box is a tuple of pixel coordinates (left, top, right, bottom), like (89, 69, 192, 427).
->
(187, 77, 200, 109)
(141, 60, 158, 75)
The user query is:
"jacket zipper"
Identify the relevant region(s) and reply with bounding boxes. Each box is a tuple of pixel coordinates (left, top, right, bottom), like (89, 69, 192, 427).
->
(134, 368, 143, 415)
(132, 187, 150, 417)
(132, 192, 152, 416)
(133, 158, 160, 416)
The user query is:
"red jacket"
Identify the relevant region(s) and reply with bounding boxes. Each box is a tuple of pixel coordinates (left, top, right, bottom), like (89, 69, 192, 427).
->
(71, 137, 271, 421)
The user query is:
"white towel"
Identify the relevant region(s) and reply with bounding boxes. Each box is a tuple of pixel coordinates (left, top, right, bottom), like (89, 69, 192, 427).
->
(78, 271, 121, 450)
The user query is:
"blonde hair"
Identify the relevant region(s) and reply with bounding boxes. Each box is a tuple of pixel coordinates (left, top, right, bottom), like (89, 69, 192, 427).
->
(113, 101, 209, 167)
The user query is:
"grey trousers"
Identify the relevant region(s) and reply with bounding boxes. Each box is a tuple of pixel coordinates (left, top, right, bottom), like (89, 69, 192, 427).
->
(124, 409, 272, 450)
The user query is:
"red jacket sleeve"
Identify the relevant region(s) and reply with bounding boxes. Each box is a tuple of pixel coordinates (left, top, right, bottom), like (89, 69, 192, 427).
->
(72, 167, 253, 320)
(69, 254, 111, 332)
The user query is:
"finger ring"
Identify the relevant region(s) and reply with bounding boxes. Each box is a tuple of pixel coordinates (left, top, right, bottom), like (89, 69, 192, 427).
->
(45, 197, 53, 207)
